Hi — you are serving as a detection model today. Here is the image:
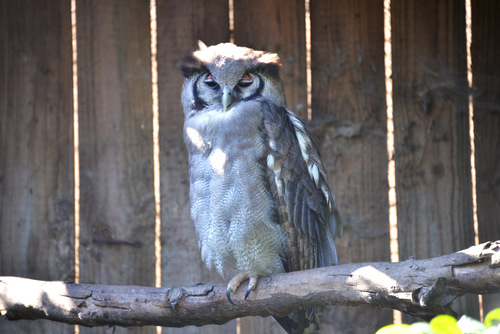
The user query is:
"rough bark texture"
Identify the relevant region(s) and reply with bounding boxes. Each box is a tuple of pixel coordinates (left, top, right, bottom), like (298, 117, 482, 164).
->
(1, 242, 499, 329)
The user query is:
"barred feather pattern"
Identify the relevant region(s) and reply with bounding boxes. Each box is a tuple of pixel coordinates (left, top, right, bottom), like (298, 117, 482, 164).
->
(260, 100, 342, 333)
(261, 101, 341, 271)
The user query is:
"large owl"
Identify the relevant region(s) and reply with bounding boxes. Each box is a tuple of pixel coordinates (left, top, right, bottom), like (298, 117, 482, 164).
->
(181, 42, 342, 333)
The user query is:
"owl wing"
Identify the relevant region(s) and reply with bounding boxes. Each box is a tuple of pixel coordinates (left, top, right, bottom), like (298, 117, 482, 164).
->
(261, 101, 342, 273)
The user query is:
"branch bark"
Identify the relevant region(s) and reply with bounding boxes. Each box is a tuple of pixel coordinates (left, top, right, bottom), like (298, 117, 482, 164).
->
(1, 241, 499, 328)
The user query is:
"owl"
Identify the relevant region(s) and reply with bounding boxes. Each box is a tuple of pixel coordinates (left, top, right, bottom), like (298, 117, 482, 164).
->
(181, 41, 342, 334)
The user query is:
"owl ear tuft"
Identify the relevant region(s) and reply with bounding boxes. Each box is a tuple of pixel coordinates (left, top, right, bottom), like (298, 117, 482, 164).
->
(259, 52, 280, 65)
(256, 52, 281, 78)
(181, 54, 204, 78)
(197, 40, 208, 50)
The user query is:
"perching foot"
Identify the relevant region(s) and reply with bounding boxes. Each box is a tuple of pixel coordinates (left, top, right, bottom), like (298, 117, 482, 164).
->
(226, 272, 259, 305)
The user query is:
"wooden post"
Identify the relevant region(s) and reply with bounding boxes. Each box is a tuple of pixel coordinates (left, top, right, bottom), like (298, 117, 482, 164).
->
(391, 0, 478, 320)
(310, 0, 392, 332)
(234, 0, 308, 120)
(156, 1, 235, 333)
(76, 1, 156, 333)
(0, 0, 74, 333)
(471, 0, 500, 317)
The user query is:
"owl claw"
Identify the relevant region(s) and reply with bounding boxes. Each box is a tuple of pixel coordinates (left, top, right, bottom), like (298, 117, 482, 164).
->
(226, 272, 259, 305)
(244, 287, 252, 300)
(244, 275, 258, 300)
(226, 285, 236, 305)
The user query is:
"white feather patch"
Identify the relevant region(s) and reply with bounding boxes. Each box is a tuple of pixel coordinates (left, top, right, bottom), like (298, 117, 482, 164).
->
(291, 115, 323, 190)
(309, 163, 320, 186)
(289, 113, 305, 131)
(322, 187, 332, 210)
(186, 126, 207, 152)
(295, 131, 310, 163)
(289, 112, 333, 209)
(209, 148, 227, 176)
(267, 154, 275, 170)
(269, 139, 278, 150)
(275, 176, 283, 195)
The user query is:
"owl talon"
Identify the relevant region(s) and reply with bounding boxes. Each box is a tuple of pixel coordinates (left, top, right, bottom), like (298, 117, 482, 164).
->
(244, 275, 258, 300)
(226, 285, 236, 305)
(226, 272, 259, 304)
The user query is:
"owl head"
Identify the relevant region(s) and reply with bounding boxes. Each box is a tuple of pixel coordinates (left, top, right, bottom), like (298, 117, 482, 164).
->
(181, 41, 286, 117)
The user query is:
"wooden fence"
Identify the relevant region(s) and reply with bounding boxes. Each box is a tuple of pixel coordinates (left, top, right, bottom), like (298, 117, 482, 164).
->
(1, 0, 499, 333)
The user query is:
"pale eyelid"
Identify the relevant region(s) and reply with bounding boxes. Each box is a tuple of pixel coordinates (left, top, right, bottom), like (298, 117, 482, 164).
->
(238, 73, 253, 87)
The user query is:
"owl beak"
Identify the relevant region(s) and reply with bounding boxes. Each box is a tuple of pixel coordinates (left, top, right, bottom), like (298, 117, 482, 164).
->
(222, 87, 232, 111)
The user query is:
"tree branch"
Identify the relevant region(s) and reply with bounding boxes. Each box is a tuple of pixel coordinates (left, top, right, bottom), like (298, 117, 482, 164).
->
(1, 241, 499, 328)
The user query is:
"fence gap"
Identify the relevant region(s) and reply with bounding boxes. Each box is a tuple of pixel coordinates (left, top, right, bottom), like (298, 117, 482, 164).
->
(466, 0, 478, 250)
(71, 1, 80, 333)
(305, 0, 312, 120)
(465, 0, 483, 321)
(383, 0, 402, 324)
(229, 0, 234, 43)
(150, 1, 162, 333)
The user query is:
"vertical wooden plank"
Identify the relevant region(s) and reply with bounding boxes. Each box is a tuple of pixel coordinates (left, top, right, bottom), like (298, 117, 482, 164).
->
(76, 1, 155, 333)
(310, 0, 392, 332)
(156, 1, 234, 333)
(233, 0, 307, 119)
(391, 0, 478, 320)
(233, 1, 307, 332)
(0, 0, 74, 333)
(471, 0, 500, 316)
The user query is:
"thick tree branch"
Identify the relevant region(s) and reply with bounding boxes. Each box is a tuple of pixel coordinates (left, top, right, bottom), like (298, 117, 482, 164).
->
(1, 241, 499, 328)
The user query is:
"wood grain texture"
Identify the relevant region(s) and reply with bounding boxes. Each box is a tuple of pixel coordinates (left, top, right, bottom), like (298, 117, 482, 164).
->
(76, 1, 155, 333)
(0, 0, 74, 333)
(3, 241, 499, 327)
(234, 0, 307, 120)
(156, 1, 235, 333)
(0, 1, 493, 333)
(391, 0, 478, 320)
(471, 0, 500, 316)
(309, 0, 392, 332)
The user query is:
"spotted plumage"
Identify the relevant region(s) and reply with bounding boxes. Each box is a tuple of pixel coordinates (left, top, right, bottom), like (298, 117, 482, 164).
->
(181, 41, 342, 334)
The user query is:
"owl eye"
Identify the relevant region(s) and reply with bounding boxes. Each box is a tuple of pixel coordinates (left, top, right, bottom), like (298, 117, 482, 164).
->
(204, 74, 219, 89)
(237, 74, 253, 88)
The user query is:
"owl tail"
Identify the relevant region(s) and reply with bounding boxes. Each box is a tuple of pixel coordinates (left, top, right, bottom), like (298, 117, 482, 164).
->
(274, 307, 319, 334)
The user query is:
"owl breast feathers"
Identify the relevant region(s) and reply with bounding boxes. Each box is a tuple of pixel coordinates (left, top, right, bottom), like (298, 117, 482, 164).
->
(181, 41, 342, 334)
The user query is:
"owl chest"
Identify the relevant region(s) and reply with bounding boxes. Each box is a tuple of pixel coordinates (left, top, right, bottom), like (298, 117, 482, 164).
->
(185, 107, 280, 269)
(185, 105, 267, 175)
(188, 112, 267, 204)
